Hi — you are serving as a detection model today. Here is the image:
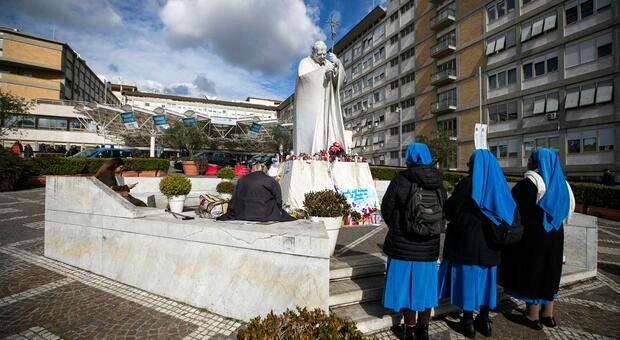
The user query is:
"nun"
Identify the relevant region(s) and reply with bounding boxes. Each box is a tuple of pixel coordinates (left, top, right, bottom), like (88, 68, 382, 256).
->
(438, 149, 516, 338)
(499, 148, 574, 330)
(381, 143, 447, 340)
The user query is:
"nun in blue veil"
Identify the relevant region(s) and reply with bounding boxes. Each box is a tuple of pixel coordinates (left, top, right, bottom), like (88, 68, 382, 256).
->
(499, 148, 574, 330)
(381, 143, 447, 340)
(438, 149, 516, 338)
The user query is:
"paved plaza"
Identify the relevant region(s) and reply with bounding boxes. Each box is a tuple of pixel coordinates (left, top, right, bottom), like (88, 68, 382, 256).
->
(1, 187, 619, 339)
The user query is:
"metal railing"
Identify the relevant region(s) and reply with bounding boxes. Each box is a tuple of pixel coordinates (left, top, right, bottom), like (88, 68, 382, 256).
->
(431, 37, 457, 56)
(431, 98, 457, 113)
(431, 8, 456, 28)
(431, 69, 457, 83)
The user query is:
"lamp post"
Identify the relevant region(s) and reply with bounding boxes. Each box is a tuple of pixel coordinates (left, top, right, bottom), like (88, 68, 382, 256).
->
(396, 106, 403, 167)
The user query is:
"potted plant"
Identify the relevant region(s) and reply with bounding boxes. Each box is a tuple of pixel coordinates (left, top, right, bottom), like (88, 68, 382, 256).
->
(304, 189, 351, 256)
(217, 167, 235, 181)
(159, 174, 192, 213)
(216, 181, 235, 200)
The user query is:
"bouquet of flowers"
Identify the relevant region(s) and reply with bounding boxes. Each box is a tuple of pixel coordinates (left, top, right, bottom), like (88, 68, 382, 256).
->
(349, 210, 362, 225)
(328, 142, 345, 158)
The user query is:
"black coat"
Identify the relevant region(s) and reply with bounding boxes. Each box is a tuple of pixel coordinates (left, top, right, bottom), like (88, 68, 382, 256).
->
(442, 176, 502, 266)
(498, 179, 564, 301)
(218, 171, 294, 222)
(381, 165, 447, 262)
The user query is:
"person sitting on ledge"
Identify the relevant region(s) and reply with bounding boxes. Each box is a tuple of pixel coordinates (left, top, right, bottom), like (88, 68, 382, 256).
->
(95, 158, 147, 207)
(217, 162, 294, 222)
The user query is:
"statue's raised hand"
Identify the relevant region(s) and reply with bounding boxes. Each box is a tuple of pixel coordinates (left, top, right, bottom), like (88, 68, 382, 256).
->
(329, 52, 340, 65)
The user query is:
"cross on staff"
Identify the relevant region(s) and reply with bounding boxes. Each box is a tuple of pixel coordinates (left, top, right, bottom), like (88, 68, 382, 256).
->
(328, 14, 338, 53)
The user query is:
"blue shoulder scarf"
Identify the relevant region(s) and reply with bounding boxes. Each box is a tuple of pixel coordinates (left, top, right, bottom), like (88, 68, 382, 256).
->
(471, 149, 516, 226)
(532, 148, 570, 231)
(405, 143, 432, 166)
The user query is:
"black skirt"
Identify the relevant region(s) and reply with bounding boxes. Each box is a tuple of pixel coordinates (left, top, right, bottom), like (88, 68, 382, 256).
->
(498, 179, 564, 301)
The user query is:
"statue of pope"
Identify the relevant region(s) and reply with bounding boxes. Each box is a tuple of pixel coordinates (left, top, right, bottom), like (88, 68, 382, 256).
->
(293, 41, 348, 155)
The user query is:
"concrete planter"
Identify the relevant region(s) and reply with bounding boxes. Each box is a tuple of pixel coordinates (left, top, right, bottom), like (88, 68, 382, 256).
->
(168, 195, 186, 213)
(25, 175, 46, 186)
(139, 170, 158, 177)
(182, 161, 199, 176)
(311, 216, 343, 256)
(156, 170, 168, 177)
(587, 206, 620, 221)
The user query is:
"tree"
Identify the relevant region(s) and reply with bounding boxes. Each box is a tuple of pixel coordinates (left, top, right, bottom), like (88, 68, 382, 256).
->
(0, 90, 31, 140)
(416, 130, 457, 169)
(162, 120, 207, 158)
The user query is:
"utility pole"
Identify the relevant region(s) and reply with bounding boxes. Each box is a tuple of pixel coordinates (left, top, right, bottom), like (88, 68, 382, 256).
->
(397, 106, 403, 167)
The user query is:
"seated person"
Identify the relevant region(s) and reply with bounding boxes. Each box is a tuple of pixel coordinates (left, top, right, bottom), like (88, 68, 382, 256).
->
(95, 158, 147, 207)
(218, 162, 294, 222)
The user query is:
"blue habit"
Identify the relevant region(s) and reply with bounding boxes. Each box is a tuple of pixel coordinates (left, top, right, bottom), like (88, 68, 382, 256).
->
(405, 143, 432, 166)
(470, 149, 516, 226)
(532, 148, 570, 231)
(383, 258, 438, 312)
(438, 260, 497, 311)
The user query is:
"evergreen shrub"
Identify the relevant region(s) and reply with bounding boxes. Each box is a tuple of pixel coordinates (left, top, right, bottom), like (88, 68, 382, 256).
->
(217, 167, 235, 180)
(159, 174, 192, 197)
(216, 181, 235, 194)
(304, 190, 351, 217)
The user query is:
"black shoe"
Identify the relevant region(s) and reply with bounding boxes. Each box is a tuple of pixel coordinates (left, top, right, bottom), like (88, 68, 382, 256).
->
(415, 323, 429, 340)
(474, 315, 492, 337)
(541, 316, 557, 328)
(404, 324, 415, 340)
(521, 316, 543, 331)
(457, 319, 476, 339)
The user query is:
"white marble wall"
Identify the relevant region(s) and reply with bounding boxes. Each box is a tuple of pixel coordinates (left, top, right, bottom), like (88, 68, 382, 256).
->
(44, 176, 330, 321)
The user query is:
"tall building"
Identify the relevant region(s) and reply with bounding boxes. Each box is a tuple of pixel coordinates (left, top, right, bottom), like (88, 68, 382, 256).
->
(280, 0, 618, 180)
(0, 27, 118, 105)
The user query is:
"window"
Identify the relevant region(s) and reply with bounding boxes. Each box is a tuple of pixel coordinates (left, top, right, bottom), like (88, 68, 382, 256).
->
(437, 59, 456, 73)
(390, 80, 399, 90)
(565, 0, 611, 25)
(486, 29, 516, 56)
(534, 60, 545, 76)
(37, 117, 68, 130)
(579, 84, 596, 106)
(401, 46, 415, 61)
(390, 35, 399, 45)
(546, 93, 559, 112)
(565, 33, 611, 68)
(400, 0, 413, 13)
(400, 22, 415, 38)
(488, 68, 517, 89)
(487, 0, 515, 23)
(566, 128, 615, 153)
(597, 33, 612, 58)
(390, 12, 399, 23)
(547, 57, 558, 72)
(390, 58, 399, 67)
(521, 23, 532, 42)
(523, 63, 533, 79)
(401, 72, 414, 85)
(596, 80, 613, 103)
(533, 95, 546, 114)
(489, 139, 518, 158)
(439, 118, 457, 137)
(488, 101, 518, 123)
(521, 11, 557, 42)
(401, 97, 415, 109)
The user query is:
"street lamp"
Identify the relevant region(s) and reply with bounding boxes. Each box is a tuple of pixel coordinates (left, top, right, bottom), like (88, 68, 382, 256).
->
(396, 106, 403, 167)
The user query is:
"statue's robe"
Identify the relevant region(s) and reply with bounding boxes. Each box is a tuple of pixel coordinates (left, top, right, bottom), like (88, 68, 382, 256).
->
(293, 57, 347, 155)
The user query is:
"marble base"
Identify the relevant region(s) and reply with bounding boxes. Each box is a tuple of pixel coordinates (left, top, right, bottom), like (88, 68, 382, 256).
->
(44, 176, 330, 321)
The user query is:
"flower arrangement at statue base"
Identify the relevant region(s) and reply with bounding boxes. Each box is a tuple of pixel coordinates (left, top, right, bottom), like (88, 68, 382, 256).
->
(344, 207, 382, 226)
(286, 142, 368, 163)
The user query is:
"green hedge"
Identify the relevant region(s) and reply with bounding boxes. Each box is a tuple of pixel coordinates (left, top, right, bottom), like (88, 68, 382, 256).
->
(370, 166, 619, 209)
(34, 153, 65, 158)
(27, 157, 169, 175)
(570, 182, 620, 209)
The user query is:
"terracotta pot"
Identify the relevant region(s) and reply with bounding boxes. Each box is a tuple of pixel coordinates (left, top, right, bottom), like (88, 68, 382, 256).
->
(587, 206, 620, 221)
(122, 171, 139, 177)
(156, 170, 168, 177)
(138, 170, 158, 177)
(25, 175, 46, 186)
(182, 161, 199, 176)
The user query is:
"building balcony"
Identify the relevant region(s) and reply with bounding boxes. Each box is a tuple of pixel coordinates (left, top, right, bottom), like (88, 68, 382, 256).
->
(431, 69, 457, 86)
(430, 8, 455, 31)
(430, 38, 456, 58)
(431, 98, 457, 115)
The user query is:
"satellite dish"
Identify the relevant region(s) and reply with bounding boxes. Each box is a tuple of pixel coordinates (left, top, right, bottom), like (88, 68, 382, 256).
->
(74, 103, 85, 111)
(121, 104, 132, 112)
(153, 107, 164, 114)
(87, 101, 98, 109)
(184, 110, 195, 117)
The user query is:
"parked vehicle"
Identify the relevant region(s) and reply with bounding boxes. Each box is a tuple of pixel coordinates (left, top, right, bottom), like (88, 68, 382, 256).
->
(71, 147, 132, 158)
(245, 154, 276, 166)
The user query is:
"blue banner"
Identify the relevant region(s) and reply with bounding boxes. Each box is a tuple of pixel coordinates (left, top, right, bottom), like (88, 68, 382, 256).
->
(249, 122, 262, 138)
(121, 111, 138, 130)
(153, 114, 169, 131)
(182, 117, 197, 125)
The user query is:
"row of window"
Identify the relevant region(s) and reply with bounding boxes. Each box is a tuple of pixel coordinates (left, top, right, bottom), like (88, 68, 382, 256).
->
(6, 115, 87, 131)
(487, 79, 614, 122)
(487, 0, 610, 25)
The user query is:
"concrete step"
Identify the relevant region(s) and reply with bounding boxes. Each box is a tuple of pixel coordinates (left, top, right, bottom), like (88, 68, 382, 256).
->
(329, 274, 385, 307)
(330, 252, 387, 281)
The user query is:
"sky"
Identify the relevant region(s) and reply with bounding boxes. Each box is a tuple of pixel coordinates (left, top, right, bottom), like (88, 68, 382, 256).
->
(0, 0, 386, 101)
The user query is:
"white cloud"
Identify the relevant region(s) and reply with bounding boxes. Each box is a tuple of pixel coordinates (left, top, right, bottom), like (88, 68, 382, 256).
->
(159, 0, 325, 75)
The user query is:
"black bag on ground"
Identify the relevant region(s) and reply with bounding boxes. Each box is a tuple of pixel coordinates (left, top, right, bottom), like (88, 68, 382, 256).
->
(404, 182, 445, 236)
(490, 209, 524, 245)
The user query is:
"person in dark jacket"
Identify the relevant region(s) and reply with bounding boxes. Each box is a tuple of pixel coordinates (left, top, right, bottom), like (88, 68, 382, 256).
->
(499, 148, 574, 330)
(381, 143, 447, 340)
(95, 158, 147, 207)
(438, 149, 517, 338)
(218, 163, 294, 222)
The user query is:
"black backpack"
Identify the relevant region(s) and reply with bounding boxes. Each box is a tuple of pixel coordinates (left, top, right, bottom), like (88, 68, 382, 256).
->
(489, 209, 524, 245)
(404, 181, 445, 236)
